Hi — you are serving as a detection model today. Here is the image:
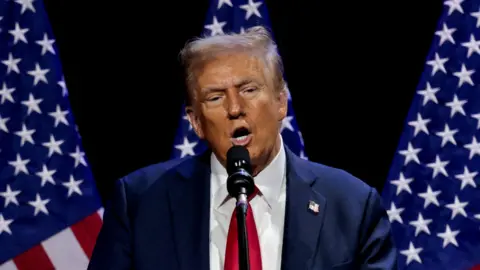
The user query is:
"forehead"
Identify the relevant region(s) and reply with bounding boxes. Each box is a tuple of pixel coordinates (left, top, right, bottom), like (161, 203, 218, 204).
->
(195, 53, 266, 89)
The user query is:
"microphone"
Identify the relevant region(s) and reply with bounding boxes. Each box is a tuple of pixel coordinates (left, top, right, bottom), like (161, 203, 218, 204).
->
(226, 145, 254, 270)
(226, 145, 255, 214)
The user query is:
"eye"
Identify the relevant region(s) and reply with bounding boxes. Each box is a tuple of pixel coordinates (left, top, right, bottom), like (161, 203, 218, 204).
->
(205, 95, 224, 103)
(208, 96, 220, 101)
(243, 87, 257, 94)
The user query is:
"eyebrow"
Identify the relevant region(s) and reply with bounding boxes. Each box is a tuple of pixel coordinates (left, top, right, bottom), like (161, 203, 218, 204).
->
(201, 78, 256, 93)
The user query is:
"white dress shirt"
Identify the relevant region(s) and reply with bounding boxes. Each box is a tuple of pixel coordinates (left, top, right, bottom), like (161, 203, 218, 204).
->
(209, 137, 287, 270)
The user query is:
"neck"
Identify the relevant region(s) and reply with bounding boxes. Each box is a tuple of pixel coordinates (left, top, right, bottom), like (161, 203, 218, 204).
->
(251, 135, 282, 176)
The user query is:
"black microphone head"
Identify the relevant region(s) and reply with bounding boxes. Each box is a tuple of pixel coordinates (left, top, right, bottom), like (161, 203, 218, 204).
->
(226, 145, 252, 175)
(226, 145, 254, 198)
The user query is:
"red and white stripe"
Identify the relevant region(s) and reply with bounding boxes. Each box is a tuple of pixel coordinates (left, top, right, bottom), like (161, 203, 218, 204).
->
(0, 208, 104, 270)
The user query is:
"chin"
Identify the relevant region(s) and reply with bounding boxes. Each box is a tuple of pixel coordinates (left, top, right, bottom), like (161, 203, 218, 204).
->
(246, 147, 261, 163)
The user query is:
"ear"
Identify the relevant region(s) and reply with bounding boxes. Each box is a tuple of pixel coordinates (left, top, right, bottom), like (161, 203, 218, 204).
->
(185, 105, 204, 139)
(277, 89, 288, 120)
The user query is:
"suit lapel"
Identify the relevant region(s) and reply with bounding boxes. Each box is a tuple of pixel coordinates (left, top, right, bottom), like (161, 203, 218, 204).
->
(281, 147, 326, 270)
(169, 150, 211, 270)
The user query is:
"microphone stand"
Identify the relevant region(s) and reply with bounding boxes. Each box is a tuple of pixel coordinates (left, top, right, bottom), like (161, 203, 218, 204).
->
(225, 146, 255, 270)
(236, 187, 250, 270)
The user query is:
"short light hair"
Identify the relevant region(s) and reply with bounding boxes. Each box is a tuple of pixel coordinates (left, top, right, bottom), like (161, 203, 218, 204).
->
(179, 26, 286, 106)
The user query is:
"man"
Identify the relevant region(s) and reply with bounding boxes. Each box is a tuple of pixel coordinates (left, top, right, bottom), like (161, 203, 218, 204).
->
(88, 26, 398, 270)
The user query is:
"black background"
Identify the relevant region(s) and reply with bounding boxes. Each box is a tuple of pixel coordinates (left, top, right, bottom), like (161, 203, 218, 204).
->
(42, 0, 443, 203)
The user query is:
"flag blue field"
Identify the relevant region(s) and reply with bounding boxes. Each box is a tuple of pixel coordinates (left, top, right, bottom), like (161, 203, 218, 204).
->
(0, 1, 103, 269)
(383, 1, 480, 269)
(171, 0, 306, 160)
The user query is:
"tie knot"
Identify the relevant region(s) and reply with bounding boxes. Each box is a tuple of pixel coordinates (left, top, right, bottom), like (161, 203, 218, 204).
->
(247, 185, 259, 201)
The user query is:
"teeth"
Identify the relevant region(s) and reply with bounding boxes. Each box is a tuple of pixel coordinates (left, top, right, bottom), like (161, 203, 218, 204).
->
(232, 135, 249, 144)
(234, 135, 248, 141)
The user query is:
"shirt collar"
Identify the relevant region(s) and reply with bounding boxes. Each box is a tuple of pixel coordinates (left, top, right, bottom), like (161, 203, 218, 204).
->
(210, 135, 286, 209)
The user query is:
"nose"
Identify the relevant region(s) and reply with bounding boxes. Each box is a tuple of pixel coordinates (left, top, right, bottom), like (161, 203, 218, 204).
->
(226, 91, 245, 119)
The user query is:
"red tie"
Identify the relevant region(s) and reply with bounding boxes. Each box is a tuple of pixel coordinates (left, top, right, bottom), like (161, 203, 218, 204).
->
(224, 186, 262, 270)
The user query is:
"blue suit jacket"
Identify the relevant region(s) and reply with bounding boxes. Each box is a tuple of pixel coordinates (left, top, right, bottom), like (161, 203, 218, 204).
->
(88, 147, 398, 270)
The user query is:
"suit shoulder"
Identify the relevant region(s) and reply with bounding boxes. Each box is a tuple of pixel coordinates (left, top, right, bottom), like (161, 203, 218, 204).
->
(303, 159, 375, 200)
(116, 155, 192, 197)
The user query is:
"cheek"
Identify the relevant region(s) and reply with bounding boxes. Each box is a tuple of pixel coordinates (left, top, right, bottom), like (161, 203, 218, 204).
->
(200, 111, 228, 138)
(252, 102, 280, 133)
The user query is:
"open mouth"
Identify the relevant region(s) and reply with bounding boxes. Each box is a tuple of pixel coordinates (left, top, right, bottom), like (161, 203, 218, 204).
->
(231, 127, 252, 146)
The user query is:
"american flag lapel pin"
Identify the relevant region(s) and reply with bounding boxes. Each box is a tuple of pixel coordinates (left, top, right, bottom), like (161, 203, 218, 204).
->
(308, 200, 319, 215)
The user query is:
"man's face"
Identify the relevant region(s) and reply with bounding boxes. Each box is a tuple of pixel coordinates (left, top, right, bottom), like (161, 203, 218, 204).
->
(186, 53, 287, 172)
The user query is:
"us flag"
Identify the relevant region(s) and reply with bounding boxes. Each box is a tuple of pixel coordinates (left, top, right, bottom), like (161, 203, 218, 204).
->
(0, 1, 103, 269)
(382, 0, 480, 269)
(171, 0, 307, 160)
